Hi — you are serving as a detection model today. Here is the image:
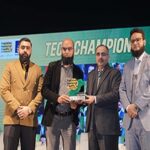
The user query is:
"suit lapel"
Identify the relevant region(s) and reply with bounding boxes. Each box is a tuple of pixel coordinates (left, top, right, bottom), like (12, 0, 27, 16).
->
(136, 54, 148, 88)
(88, 69, 97, 95)
(25, 62, 34, 86)
(15, 60, 26, 85)
(129, 59, 135, 96)
(92, 70, 98, 95)
(16, 61, 35, 88)
(96, 65, 111, 94)
(55, 62, 61, 86)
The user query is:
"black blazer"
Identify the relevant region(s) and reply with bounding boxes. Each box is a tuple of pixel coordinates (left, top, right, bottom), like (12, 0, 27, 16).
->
(42, 60, 83, 126)
(86, 64, 121, 135)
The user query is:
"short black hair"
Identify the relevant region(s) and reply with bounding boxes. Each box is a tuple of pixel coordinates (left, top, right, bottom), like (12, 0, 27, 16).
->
(19, 37, 32, 47)
(96, 44, 109, 52)
(130, 28, 145, 39)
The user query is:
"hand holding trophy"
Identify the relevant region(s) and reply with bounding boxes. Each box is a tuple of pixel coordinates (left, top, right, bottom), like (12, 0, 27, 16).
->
(67, 78, 85, 106)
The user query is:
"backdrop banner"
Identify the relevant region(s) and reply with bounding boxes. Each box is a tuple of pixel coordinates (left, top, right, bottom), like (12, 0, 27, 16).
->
(0, 26, 150, 145)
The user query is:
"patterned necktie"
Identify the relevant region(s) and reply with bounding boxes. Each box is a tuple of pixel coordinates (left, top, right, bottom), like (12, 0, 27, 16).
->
(97, 71, 102, 88)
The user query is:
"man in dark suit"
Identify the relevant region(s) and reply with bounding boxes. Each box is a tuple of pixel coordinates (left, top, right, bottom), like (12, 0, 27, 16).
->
(85, 44, 121, 150)
(41, 38, 83, 150)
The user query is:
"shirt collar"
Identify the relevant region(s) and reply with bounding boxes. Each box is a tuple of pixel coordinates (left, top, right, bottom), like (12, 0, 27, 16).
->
(135, 51, 146, 62)
(20, 60, 29, 71)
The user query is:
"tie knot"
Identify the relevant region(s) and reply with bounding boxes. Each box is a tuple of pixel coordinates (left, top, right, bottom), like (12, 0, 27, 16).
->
(98, 71, 102, 78)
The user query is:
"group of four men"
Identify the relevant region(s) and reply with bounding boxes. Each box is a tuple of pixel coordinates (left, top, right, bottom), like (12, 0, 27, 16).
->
(0, 27, 150, 150)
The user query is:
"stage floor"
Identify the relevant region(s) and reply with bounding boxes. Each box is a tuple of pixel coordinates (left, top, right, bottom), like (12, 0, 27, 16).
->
(0, 133, 126, 150)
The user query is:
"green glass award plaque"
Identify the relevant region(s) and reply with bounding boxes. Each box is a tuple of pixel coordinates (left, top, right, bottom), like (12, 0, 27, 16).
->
(67, 78, 85, 101)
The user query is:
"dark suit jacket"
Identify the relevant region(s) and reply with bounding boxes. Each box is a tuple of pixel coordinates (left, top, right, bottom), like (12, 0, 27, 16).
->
(42, 60, 83, 126)
(86, 64, 121, 135)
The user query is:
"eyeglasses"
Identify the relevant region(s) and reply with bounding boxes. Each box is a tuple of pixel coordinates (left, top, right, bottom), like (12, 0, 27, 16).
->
(131, 38, 143, 44)
(96, 52, 108, 57)
(61, 47, 73, 51)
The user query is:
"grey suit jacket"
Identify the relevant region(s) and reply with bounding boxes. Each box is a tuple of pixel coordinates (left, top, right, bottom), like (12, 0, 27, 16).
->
(119, 52, 150, 131)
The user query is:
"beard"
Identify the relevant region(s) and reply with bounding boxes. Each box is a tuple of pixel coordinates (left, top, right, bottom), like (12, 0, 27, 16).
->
(62, 55, 74, 65)
(19, 53, 31, 65)
(131, 46, 144, 58)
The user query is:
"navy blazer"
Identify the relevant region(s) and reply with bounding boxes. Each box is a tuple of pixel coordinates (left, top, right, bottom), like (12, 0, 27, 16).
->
(42, 60, 83, 126)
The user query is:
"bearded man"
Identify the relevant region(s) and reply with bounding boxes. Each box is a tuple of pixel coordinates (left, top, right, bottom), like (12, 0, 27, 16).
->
(41, 38, 84, 150)
(0, 37, 43, 150)
(119, 28, 150, 150)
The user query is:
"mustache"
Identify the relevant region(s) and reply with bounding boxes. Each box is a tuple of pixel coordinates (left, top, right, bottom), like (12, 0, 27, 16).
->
(22, 53, 28, 58)
(98, 58, 104, 62)
(19, 53, 30, 64)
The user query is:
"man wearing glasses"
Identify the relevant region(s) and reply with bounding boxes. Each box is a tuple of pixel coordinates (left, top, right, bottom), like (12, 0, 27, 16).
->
(41, 38, 83, 150)
(85, 44, 121, 150)
(119, 28, 150, 150)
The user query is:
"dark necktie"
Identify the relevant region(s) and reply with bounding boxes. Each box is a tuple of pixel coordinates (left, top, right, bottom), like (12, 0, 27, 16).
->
(97, 71, 102, 88)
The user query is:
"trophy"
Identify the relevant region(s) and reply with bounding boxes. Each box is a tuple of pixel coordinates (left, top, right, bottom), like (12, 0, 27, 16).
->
(67, 78, 85, 101)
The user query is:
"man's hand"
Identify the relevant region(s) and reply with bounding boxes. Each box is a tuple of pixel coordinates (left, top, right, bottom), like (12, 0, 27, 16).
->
(17, 106, 32, 120)
(126, 104, 138, 118)
(57, 95, 70, 104)
(84, 95, 95, 105)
